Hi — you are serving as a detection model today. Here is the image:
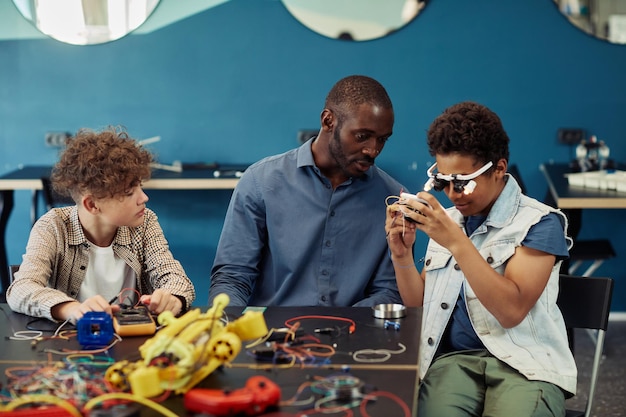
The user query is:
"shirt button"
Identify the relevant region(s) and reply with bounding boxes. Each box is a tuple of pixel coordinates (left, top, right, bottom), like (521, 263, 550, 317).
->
(80, 265, 86, 270)
(330, 211, 335, 216)
(441, 302, 449, 309)
(321, 270, 329, 276)
(427, 337, 434, 345)
(325, 240, 331, 247)
(425, 259, 431, 266)
(321, 296, 327, 302)
(454, 263, 460, 270)
(486, 256, 494, 264)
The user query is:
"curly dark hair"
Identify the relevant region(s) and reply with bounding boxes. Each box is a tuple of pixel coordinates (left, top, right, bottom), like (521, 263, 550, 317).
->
(51, 126, 153, 201)
(426, 101, 509, 166)
(324, 75, 393, 124)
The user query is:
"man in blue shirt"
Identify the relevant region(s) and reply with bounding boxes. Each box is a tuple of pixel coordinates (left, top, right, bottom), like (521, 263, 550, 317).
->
(210, 75, 404, 307)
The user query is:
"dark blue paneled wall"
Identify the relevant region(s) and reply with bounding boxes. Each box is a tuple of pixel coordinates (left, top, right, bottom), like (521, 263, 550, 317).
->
(1, 0, 625, 310)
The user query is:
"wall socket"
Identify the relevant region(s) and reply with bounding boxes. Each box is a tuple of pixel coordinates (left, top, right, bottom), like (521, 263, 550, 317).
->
(557, 128, 585, 145)
(45, 131, 71, 147)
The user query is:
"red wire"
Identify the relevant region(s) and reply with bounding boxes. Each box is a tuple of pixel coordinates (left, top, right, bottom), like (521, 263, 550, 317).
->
(359, 390, 411, 417)
(284, 315, 356, 334)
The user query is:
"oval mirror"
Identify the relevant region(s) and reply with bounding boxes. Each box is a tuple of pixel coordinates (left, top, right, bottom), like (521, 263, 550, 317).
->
(12, 0, 160, 45)
(554, 0, 626, 44)
(281, 0, 427, 42)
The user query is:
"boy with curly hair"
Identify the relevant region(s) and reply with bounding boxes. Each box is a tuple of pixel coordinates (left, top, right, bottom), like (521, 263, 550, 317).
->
(7, 127, 195, 323)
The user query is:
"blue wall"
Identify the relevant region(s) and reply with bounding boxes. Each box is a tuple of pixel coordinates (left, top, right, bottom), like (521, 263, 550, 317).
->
(2, 0, 625, 310)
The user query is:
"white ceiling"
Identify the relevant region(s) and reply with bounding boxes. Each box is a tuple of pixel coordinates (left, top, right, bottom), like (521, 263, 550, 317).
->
(0, 0, 228, 41)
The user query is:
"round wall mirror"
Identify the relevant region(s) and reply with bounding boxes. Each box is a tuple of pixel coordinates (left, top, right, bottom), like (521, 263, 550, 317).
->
(554, 0, 626, 44)
(12, 0, 160, 45)
(281, 0, 427, 42)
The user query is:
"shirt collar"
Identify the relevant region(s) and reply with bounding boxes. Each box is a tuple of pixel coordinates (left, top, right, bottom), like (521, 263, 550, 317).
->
(68, 206, 87, 246)
(484, 174, 521, 227)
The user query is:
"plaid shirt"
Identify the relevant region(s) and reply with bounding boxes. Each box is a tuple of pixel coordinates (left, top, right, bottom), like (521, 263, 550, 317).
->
(7, 206, 195, 321)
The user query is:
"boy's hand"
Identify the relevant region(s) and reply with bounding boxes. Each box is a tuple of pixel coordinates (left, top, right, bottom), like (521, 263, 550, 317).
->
(140, 289, 182, 316)
(52, 295, 120, 324)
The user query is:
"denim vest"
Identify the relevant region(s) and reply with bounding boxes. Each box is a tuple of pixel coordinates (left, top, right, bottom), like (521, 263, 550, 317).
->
(419, 175, 577, 395)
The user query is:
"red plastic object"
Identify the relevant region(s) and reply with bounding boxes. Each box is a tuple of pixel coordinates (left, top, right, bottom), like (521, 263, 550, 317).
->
(184, 375, 281, 416)
(0, 406, 74, 416)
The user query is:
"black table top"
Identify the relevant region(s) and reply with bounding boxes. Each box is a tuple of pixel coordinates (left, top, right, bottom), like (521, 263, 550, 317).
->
(0, 304, 421, 417)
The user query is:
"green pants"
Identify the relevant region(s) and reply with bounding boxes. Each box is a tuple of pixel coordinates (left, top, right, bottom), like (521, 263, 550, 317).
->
(418, 350, 565, 417)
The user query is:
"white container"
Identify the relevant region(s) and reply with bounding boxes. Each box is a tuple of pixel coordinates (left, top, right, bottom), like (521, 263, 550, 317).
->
(566, 170, 626, 192)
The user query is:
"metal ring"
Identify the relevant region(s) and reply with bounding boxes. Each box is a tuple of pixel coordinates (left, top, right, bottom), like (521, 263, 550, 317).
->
(372, 303, 406, 319)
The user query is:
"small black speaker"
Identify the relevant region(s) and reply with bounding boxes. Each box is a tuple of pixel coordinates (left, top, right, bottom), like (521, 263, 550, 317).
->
(558, 128, 585, 145)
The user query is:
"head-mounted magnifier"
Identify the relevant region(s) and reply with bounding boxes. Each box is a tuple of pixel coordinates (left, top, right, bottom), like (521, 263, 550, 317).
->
(424, 161, 493, 195)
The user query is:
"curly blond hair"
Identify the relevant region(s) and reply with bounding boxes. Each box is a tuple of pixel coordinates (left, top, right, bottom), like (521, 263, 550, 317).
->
(51, 126, 153, 201)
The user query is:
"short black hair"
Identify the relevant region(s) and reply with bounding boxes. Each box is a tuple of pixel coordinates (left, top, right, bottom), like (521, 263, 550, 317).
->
(427, 101, 509, 165)
(324, 75, 392, 123)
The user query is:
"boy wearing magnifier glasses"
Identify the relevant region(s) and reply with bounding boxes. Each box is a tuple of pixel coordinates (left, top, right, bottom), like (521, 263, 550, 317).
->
(385, 101, 576, 417)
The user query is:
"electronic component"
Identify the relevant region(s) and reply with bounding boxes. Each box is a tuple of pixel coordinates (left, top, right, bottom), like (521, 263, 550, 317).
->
(311, 374, 366, 402)
(112, 305, 156, 336)
(398, 192, 428, 223)
(77, 311, 114, 347)
(184, 375, 281, 417)
(250, 348, 293, 364)
(399, 192, 429, 206)
(384, 320, 401, 330)
(265, 327, 305, 342)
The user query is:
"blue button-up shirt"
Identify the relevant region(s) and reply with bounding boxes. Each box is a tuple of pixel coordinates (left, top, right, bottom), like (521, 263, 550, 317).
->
(209, 139, 404, 307)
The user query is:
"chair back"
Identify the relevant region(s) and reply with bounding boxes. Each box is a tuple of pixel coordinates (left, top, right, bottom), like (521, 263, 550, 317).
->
(41, 177, 74, 211)
(9, 264, 19, 284)
(557, 274, 614, 417)
(1, 265, 19, 302)
(557, 275, 613, 331)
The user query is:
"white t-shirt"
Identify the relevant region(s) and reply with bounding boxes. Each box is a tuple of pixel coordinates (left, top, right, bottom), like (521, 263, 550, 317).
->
(78, 243, 136, 304)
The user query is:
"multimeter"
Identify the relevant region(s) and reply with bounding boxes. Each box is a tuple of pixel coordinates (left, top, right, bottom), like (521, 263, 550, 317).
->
(112, 305, 156, 336)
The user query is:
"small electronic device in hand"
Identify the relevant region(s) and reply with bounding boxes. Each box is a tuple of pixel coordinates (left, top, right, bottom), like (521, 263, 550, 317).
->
(113, 305, 156, 336)
(399, 192, 429, 206)
(398, 192, 428, 223)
